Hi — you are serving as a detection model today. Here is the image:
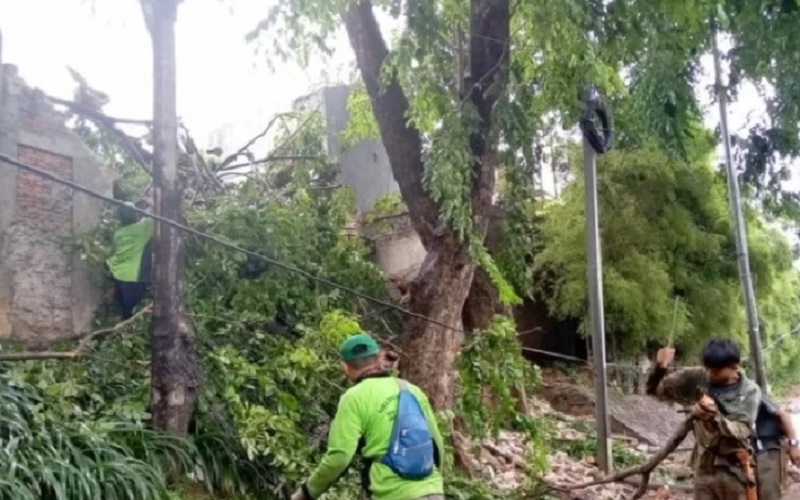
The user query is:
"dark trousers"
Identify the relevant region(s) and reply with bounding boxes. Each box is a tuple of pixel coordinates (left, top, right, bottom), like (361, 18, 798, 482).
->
(112, 279, 147, 319)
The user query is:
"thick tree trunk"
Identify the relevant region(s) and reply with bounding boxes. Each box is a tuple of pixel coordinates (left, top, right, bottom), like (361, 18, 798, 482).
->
(462, 210, 509, 332)
(343, 0, 509, 411)
(147, 0, 200, 437)
(400, 233, 474, 410)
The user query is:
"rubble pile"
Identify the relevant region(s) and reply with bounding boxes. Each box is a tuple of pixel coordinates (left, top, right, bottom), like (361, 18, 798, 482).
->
(473, 397, 694, 499)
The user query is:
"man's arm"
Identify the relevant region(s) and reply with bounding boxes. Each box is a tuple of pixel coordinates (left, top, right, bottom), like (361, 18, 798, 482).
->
(646, 366, 707, 406)
(776, 407, 798, 440)
(304, 393, 362, 499)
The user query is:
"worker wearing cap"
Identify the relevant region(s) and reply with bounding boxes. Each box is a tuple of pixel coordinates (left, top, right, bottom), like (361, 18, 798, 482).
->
(291, 333, 445, 500)
(105, 202, 154, 319)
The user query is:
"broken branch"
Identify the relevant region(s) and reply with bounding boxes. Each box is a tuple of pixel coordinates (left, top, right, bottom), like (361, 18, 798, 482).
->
(552, 417, 694, 500)
(0, 351, 81, 361)
(0, 306, 151, 362)
(46, 96, 152, 125)
(77, 304, 152, 350)
(216, 113, 294, 171)
(46, 95, 154, 173)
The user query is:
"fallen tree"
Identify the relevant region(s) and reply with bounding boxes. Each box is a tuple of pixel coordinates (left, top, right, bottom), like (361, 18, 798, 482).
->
(550, 417, 694, 500)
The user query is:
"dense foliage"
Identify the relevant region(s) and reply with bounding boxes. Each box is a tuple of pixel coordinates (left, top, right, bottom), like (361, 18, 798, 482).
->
(534, 144, 800, 374)
(9, 0, 800, 497)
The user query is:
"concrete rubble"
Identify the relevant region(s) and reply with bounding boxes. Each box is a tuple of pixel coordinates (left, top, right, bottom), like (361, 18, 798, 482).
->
(469, 396, 693, 499)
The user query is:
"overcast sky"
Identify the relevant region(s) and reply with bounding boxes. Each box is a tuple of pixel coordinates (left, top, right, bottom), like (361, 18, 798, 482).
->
(0, 0, 783, 188)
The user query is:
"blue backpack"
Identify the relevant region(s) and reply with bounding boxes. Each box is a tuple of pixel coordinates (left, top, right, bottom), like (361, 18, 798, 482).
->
(379, 379, 435, 480)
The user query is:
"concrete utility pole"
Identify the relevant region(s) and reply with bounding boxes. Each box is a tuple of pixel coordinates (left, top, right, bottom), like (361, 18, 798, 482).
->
(581, 85, 612, 472)
(711, 24, 768, 390)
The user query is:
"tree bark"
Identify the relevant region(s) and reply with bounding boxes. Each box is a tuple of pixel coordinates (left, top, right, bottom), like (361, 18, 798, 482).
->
(342, 0, 509, 410)
(146, 0, 200, 437)
(462, 210, 509, 332)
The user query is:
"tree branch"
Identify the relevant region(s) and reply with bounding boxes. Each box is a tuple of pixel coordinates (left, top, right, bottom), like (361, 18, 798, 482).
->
(0, 305, 152, 362)
(467, 0, 510, 221)
(0, 351, 81, 361)
(77, 304, 152, 351)
(47, 95, 154, 173)
(551, 417, 694, 500)
(342, 0, 440, 249)
(47, 96, 153, 125)
(216, 113, 292, 171)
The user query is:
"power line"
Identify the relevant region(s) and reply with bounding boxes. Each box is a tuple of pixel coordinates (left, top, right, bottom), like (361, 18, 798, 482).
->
(0, 152, 476, 336)
(0, 153, 669, 370)
(7, 153, 792, 372)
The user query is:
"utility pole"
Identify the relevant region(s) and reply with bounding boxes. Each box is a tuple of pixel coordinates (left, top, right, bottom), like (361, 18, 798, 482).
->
(581, 85, 612, 472)
(141, 0, 200, 445)
(711, 24, 768, 391)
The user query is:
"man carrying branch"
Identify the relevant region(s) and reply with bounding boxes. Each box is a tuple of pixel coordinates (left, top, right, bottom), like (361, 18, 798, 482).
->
(646, 338, 761, 500)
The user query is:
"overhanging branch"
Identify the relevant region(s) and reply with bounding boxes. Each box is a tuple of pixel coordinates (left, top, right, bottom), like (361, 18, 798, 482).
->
(342, 0, 440, 248)
(47, 95, 154, 173)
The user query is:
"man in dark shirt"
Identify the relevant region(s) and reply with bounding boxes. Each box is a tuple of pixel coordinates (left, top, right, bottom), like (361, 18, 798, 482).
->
(756, 397, 800, 499)
(646, 339, 760, 500)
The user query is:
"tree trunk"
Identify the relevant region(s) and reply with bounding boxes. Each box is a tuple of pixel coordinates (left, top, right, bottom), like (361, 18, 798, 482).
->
(146, 0, 200, 437)
(400, 233, 474, 410)
(462, 210, 509, 332)
(343, 0, 509, 411)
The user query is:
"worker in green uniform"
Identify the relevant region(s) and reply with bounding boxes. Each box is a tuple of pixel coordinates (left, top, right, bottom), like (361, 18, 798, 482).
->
(105, 202, 154, 319)
(646, 338, 760, 500)
(291, 333, 445, 500)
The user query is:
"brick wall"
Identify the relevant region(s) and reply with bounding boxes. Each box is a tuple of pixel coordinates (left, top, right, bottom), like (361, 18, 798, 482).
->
(0, 65, 112, 346)
(2, 145, 75, 344)
(16, 145, 73, 231)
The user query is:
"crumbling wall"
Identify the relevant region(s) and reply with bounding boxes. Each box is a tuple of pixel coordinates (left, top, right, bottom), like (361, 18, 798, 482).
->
(0, 63, 113, 347)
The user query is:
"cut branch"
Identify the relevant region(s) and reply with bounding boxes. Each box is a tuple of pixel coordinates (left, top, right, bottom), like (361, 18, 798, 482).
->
(47, 96, 152, 125)
(77, 304, 151, 350)
(47, 95, 154, 173)
(0, 306, 152, 362)
(0, 351, 81, 361)
(552, 417, 694, 500)
(216, 113, 291, 171)
(215, 110, 323, 174)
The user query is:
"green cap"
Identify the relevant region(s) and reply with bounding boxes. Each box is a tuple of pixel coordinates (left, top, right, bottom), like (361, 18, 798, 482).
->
(339, 333, 380, 363)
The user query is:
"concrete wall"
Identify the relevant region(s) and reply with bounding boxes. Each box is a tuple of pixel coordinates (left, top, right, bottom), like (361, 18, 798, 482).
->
(360, 214, 427, 280)
(0, 62, 113, 347)
(316, 85, 400, 213)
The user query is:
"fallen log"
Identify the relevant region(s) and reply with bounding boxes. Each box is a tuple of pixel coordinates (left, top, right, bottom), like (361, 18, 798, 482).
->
(551, 417, 694, 500)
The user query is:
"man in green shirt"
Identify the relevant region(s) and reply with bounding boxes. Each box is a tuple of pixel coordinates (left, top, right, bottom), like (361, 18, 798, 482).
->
(105, 202, 154, 319)
(291, 333, 445, 500)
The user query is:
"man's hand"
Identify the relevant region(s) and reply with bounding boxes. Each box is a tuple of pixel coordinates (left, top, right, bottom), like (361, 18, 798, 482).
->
(290, 488, 309, 500)
(789, 447, 800, 466)
(655, 347, 676, 368)
(691, 395, 717, 421)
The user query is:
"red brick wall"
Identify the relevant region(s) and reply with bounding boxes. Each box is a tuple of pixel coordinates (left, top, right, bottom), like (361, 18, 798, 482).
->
(16, 145, 73, 231)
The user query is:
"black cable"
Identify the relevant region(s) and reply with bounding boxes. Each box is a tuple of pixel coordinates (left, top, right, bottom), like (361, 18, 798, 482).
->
(1, 152, 657, 367)
(0, 152, 464, 334)
(579, 85, 613, 154)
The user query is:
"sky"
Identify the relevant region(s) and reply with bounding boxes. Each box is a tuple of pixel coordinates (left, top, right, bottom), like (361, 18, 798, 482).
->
(0, 0, 782, 188)
(0, 0, 356, 151)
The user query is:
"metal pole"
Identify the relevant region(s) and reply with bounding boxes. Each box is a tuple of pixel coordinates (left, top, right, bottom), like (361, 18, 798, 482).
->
(711, 25, 768, 391)
(584, 132, 612, 472)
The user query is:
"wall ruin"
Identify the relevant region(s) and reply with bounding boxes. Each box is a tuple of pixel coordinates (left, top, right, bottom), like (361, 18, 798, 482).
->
(0, 61, 113, 347)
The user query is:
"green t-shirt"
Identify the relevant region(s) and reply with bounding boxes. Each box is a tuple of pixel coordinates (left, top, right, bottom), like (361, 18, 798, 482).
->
(106, 219, 154, 282)
(306, 375, 445, 500)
